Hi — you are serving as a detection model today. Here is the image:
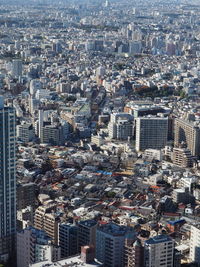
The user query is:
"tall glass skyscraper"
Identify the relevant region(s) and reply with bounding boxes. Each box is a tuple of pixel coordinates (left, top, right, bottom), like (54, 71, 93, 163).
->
(0, 96, 16, 262)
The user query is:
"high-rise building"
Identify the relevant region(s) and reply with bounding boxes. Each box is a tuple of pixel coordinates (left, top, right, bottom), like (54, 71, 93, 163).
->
(58, 223, 78, 258)
(17, 226, 61, 267)
(12, 59, 22, 78)
(108, 113, 134, 140)
(96, 223, 135, 267)
(16, 123, 35, 143)
(41, 124, 64, 146)
(78, 220, 97, 250)
(0, 96, 16, 262)
(144, 235, 174, 267)
(174, 118, 200, 157)
(135, 116, 168, 151)
(17, 182, 37, 210)
(190, 225, 200, 263)
(34, 206, 60, 245)
(124, 238, 144, 267)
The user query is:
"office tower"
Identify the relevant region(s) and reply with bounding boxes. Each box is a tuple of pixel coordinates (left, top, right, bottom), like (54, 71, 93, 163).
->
(0, 96, 16, 261)
(124, 238, 144, 267)
(34, 206, 60, 245)
(96, 223, 135, 267)
(78, 220, 97, 250)
(16, 123, 35, 143)
(174, 118, 200, 157)
(135, 116, 168, 151)
(144, 235, 174, 267)
(190, 225, 200, 263)
(17, 226, 61, 267)
(108, 113, 134, 140)
(12, 59, 22, 78)
(58, 223, 78, 258)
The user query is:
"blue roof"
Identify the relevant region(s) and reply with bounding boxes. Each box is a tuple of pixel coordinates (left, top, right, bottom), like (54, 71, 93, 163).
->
(145, 235, 172, 245)
(168, 219, 185, 226)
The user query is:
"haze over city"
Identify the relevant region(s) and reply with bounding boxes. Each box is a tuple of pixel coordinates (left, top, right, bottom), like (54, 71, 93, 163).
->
(1, 0, 200, 267)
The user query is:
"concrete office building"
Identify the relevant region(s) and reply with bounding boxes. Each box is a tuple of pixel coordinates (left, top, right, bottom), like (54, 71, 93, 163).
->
(174, 118, 200, 157)
(0, 96, 16, 262)
(78, 220, 97, 250)
(135, 116, 168, 151)
(108, 113, 134, 140)
(144, 235, 174, 267)
(41, 124, 64, 146)
(58, 223, 78, 258)
(16, 123, 35, 143)
(96, 223, 135, 267)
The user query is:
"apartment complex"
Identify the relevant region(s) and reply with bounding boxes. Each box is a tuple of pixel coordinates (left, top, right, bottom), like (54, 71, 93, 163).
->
(174, 118, 200, 157)
(144, 235, 174, 267)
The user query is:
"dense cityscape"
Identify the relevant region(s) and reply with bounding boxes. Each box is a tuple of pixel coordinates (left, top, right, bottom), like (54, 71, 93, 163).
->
(1, 0, 200, 266)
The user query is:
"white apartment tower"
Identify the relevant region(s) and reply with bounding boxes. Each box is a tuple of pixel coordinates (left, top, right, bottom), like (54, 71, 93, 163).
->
(190, 225, 200, 263)
(144, 235, 174, 267)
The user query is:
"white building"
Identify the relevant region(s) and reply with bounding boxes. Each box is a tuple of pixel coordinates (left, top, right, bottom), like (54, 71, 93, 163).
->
(190, 225, 200, 263)
(108, 113, 134, 140)
(144, 235, 174, 267)
(17, 227, 60, 267)
(143, 149, 162, 161)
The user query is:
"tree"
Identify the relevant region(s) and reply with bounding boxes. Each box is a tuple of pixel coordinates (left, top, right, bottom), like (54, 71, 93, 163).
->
(180, 90, 186, 98)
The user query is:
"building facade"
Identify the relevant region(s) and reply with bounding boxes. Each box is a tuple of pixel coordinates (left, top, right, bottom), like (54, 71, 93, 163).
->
(144, 235, 174, 267)
(135, 116, 168, 151)
(174, 118, 200, 157)
(0, 97, 16, 261)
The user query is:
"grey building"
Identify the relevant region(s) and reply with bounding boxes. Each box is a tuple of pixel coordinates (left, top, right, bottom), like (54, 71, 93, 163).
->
(0, 96, 16, 261)
(135, 116, 168, 151)
(58, 223, 78, 258)
(96, 223, 135, 267)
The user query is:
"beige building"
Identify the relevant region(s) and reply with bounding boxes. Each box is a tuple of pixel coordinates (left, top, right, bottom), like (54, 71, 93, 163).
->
(34, 206, 60, 245)
(174, 118, 200, 157)
(172, 147, 193, 168)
